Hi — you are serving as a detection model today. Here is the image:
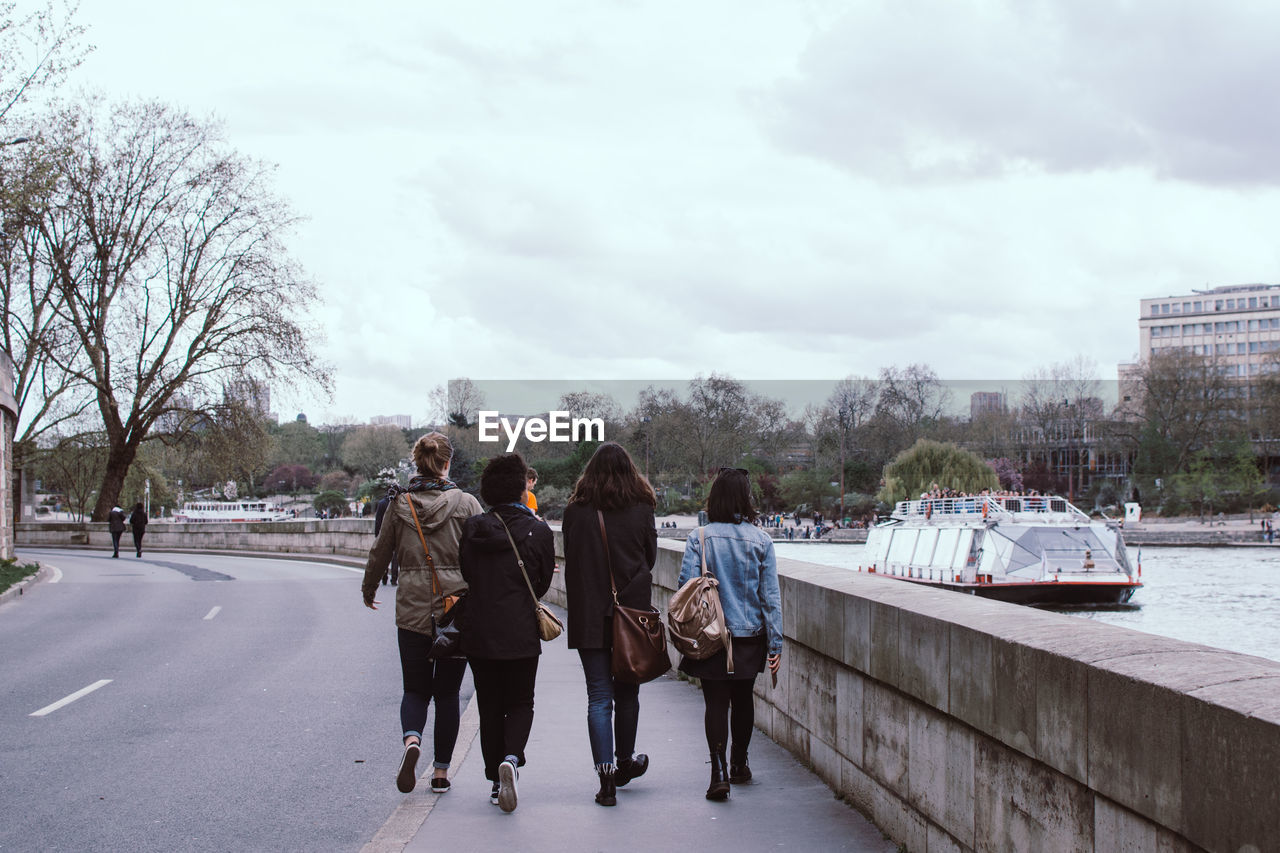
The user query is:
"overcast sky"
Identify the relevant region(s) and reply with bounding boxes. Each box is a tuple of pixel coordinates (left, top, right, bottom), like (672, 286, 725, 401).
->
(63, 0, 1280, 423)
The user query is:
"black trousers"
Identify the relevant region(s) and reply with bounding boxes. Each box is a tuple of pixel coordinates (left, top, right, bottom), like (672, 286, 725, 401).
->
(110, 531, 123, 556)
(131, 529, 145, 554)
(701, 678, 756, 759)
(468, 657, 539, 782)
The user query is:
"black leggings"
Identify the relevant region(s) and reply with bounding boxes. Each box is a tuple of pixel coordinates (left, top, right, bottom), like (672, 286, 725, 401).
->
(701, 679, 755, 759)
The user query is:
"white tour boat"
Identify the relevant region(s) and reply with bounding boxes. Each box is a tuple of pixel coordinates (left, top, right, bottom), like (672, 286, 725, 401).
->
(863, 494, 1141, 606)
(172, 500, 293, 523)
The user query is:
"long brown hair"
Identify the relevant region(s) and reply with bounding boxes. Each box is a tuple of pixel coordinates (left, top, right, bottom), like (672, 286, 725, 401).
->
(569, 443, 656, 511)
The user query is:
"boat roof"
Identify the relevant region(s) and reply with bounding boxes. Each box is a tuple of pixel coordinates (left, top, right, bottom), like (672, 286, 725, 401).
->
(891, 495, 1092, 525)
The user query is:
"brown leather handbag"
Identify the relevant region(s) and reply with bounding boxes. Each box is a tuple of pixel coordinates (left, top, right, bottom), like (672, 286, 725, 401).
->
(601, 510, 671, 684)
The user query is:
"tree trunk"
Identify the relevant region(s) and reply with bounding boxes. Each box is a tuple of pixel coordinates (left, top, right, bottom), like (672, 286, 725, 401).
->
(91, 441, 139, 521)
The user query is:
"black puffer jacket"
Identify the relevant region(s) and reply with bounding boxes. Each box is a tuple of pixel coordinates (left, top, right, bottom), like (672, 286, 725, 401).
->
(459, 505, 555, 660)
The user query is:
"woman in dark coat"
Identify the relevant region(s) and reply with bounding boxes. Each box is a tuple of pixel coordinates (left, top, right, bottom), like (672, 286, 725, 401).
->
(562, 443, 657, 807)
(459, 453, 555, 813)
(128, 503, 148, 557)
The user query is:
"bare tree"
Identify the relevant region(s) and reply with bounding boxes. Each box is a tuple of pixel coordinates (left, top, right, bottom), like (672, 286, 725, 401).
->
(876, 363, 949, 442)
(818, 376, 878, 515)
(21, 99, 328, 520)
(0, 0, 89, 127)
(341, 424, 409, 481)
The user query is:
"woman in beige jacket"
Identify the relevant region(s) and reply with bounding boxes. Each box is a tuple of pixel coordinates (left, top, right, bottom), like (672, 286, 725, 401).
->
(363, 432, 482, 794)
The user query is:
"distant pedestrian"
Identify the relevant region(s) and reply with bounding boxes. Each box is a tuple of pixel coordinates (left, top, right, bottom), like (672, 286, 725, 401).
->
(107, 506, 126, 558)
(562, 442, 658, 807)
(128, 503, 148, 557)
(459, 453, 555, 813)
(524, 467, 539, 515)
(363, 432, 482, 796)
(678, 468, 782, 801)
(373, 469, 401, 586)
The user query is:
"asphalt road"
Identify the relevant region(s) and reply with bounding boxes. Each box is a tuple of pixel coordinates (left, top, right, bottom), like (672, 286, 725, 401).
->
(0, 548, 448, 853)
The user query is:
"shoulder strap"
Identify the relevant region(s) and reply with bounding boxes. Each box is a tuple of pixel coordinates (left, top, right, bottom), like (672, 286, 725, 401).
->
(404, 494, 441, 599)
(493, 511, 542, 608)
(599, 510, 619, 605)
(699, 527, 710, 578)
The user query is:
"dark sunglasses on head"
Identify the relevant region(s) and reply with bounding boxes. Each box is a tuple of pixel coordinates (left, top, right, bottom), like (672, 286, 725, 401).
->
(718, 467, 750, 477)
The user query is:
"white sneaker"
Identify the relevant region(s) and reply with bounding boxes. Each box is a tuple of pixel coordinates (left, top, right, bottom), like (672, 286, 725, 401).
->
(497, 759, 518, 813)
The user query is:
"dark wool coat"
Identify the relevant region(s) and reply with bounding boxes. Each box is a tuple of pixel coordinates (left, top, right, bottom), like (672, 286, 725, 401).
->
(459, 505, 555, 660)
(561, 501, 657, 649)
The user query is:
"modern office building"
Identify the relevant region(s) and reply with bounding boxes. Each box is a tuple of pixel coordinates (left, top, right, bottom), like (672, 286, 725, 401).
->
(1139, 283, 1280, 385)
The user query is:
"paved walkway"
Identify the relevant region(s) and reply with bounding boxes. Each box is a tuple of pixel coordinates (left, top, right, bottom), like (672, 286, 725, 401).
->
(369, 607, 895, 853)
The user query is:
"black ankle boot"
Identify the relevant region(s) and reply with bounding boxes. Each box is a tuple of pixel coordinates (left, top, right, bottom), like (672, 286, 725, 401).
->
(705, 748, 730, 800)
(729, 757, 752, 783)
(595, 766, 616, 806)
(615, 753, 648, 787)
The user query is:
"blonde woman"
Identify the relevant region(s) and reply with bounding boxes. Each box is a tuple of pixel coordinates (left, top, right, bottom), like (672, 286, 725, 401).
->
(363, 432, 481, 794)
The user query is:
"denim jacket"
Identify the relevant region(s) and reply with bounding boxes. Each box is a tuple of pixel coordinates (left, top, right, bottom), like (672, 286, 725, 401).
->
(678, 522, 783, 654)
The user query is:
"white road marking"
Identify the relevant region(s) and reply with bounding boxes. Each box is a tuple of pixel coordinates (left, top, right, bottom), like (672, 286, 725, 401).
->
(30, 679, 113, 717)
(47, 564, 63, 583)
(203, 606, 222, 621)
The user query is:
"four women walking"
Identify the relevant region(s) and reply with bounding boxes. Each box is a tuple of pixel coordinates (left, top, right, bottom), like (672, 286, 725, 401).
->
(363, 445, 783, 811)
(562, 443, 657, 806)
(363, 432, 482, 795)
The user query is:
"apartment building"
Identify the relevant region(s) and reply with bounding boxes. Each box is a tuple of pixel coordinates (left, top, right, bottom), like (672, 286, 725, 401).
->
(1140, 283, 1280, 383)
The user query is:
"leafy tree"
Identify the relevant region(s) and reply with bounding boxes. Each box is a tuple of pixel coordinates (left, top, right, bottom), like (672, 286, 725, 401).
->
(268, 419, 329, 472)
(986, 457, 1023, 491)
(879, 439, 999, 505)
(340, 424, 409, 480)
(312, 490, 348, 517)
(778, 468, 838, 515)
(31, 431, 106, 521)
(14, 98, 327, 520)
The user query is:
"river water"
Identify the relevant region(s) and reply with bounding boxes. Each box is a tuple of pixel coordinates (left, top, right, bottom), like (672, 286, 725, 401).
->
(775, 543, 1280, 664)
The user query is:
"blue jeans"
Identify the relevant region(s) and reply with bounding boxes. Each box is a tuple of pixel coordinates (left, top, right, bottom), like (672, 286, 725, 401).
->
(578, 648, 639, 767)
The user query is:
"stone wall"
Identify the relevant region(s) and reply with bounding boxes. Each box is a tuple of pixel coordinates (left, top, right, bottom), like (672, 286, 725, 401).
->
(17, 519, 376, 560)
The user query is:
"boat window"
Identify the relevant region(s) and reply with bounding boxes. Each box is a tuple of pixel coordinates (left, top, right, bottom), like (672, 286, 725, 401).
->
(951, 530, 975, 571)
(888, 528, 918, 567)
(869, 528, 893, 567)
(933, 528, 960, 568)
(912, 528, 939, 567)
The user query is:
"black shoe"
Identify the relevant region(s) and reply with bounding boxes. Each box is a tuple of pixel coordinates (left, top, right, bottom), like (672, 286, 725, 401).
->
(706, 748, 730, 801)
(430, 775, 451, 793)
(490, 782, 500, 805)
(381, 576, 388, 585)
(595, 767, 616, 806)
(615, 754, 648, 787)
(729, 759, 752, 784)
(396, 742, 420, 793)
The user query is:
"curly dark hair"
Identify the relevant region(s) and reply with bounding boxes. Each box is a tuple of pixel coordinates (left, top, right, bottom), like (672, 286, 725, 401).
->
(480, 453, 529, 506)
(569, 442, 655, 511)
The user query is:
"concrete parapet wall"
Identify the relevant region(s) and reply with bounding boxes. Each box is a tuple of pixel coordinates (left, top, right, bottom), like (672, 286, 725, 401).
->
(17, 519, 376, 561)
(553, 531, 1278, 853)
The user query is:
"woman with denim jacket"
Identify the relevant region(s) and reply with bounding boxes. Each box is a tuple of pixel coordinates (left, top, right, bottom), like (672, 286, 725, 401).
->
(677, 467, 782, 800)
(562, 443, 658, 807)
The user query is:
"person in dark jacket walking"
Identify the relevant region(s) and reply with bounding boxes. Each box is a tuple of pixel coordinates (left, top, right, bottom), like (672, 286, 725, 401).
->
(372, 469, 400, 586)
(128, 503, 148, 557)
(562, 442, 657, 807)
(107, 506, 126, 558)
(459, 453, 555, 813)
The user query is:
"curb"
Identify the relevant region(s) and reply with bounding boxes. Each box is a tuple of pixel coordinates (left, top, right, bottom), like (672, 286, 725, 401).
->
(0, 563, 52, 606)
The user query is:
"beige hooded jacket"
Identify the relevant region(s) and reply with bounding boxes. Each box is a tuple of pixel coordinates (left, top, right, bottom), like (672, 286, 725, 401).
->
(362, 488, 482, 634)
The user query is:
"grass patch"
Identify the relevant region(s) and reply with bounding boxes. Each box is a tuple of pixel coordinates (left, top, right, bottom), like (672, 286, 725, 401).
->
(0, 558, 40, 595)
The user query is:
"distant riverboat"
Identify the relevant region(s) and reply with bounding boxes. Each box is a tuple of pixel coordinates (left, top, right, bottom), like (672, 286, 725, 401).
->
(172, 501, 292, 523)
(863, 495, 1142, 606)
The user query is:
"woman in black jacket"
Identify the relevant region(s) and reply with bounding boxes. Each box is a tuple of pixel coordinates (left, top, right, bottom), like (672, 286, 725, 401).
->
(459, 453, 555, 813)
(562, 443, 657, 807)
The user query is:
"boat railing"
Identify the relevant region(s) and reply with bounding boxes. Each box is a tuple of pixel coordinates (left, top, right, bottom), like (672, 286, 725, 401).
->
(893, 495, 1090, 522)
